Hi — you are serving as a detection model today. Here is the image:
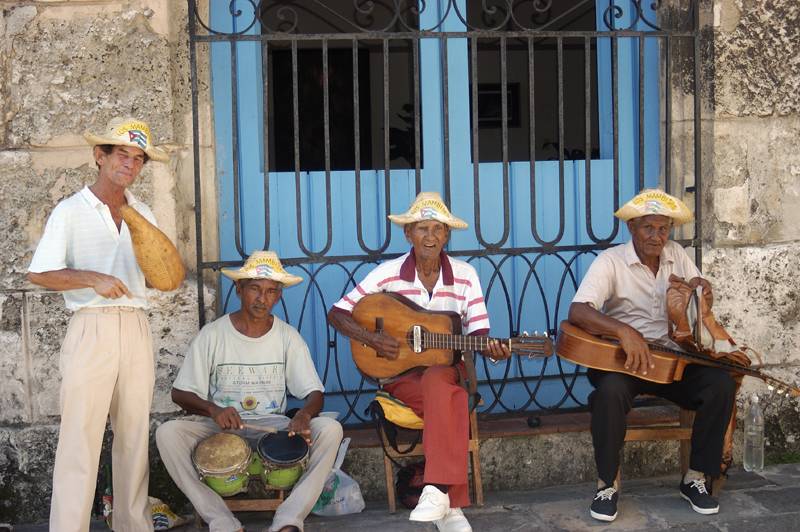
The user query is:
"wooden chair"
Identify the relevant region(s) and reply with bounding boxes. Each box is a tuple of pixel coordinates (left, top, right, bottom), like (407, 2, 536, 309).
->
(194, 485, 287, 525)
(380, 408, 483, 513)
(615, 404, 694, 487)
(222, 489, 285, 512)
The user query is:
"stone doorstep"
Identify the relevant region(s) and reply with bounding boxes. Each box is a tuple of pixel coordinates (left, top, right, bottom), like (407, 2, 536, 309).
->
(343, 404, 685, 448)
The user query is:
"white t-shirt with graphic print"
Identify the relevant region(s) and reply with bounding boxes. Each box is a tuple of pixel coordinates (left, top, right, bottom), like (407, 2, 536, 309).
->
(173, 314, 324, 420)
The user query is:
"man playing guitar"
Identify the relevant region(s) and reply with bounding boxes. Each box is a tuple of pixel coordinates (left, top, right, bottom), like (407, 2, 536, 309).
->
(568, 189, 737, 521)
(328, 192, 510, 532)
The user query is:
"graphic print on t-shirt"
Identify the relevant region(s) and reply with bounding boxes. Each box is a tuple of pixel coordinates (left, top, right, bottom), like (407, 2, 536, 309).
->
(211, 362, 286, 417)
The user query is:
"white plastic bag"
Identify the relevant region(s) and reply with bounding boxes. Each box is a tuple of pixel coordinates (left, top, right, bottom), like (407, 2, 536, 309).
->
(312, 437, 366, 516)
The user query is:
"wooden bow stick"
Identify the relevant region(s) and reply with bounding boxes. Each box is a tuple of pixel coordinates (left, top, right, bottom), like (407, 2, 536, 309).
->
(242, 423, 278, 434)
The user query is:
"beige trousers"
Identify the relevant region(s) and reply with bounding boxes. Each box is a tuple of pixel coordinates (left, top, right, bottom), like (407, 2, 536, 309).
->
(156, 415, 343, 532)
(49, 307, 154, 532)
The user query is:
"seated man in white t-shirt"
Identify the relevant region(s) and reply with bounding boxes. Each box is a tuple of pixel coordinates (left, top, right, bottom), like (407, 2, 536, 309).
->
(156, 251, 343, 532)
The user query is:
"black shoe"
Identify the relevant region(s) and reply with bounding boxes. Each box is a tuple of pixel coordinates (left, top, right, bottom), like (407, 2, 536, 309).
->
(680, 478, 719, 515)
(590, 485, 618, 522)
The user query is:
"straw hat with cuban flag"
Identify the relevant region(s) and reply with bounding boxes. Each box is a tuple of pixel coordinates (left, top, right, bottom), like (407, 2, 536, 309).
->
(614, 189, 694, 226)
(221, 250, 303, 287)
(84, 116, 170, 162)
(388, 191, 468, 229)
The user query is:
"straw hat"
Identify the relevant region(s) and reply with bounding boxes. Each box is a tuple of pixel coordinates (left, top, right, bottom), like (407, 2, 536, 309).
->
(221, 251, 303, 287)
(84, 116, 169, 162)
(614, 189, 693, 225)
(388, 191, 468, 229)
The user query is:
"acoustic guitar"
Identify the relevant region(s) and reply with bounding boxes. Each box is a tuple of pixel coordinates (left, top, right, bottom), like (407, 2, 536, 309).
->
(556, 321, 800, 396)
(349, 293, 553, 379)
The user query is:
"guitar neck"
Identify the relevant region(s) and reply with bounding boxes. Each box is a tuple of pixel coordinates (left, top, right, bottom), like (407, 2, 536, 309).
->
(421, 331, 502, 351)
(645, 341, 761, 378)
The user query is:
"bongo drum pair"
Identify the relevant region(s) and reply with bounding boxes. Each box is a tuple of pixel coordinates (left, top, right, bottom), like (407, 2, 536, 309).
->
(192, 431, 309, 496)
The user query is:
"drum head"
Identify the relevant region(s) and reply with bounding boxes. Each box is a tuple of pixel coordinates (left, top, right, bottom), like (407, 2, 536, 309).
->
(193, 432, 251, 474)
(257, 431, 308, 464)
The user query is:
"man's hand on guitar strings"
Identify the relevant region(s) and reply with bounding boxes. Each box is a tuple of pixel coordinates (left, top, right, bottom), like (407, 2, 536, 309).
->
(618, 325, 654, 375)
(368, 330, 401, 360)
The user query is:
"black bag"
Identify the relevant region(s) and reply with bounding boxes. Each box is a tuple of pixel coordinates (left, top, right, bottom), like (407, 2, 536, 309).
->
(395, 461, 426, 510)
(366, 399, 422, 460)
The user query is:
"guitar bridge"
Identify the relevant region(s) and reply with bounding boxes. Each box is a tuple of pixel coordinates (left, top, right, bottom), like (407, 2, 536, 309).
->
(412, 325, 422, 353)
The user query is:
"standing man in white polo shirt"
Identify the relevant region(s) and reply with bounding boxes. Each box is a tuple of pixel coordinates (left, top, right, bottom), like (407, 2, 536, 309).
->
(27, 117, 169, 532)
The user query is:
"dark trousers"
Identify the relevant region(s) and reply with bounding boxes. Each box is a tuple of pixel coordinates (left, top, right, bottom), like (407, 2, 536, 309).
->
(588, 365, 737, 486)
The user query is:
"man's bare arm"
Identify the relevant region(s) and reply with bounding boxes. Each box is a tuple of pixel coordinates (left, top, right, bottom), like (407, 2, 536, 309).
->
(288, 390, 324, 445)
(28, 269, 131, 299)
(568, 302, 653, 375)
(171, 388, 243, 430)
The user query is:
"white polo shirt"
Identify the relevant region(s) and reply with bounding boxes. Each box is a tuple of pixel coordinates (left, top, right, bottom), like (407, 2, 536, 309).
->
(572, 240, 702, 343)
(28, 186, 156, 310)
(332, 250, 491, 335)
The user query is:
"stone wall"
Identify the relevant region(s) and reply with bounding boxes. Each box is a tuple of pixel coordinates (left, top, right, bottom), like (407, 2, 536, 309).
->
(663, 0, 800, 463)
(0, 0, 798, 525)
(0, 0, 208, 523)
(701, 0, 800, 460)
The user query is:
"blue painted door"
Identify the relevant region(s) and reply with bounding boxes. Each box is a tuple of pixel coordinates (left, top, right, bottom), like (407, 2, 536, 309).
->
(208, 1, 661, 422)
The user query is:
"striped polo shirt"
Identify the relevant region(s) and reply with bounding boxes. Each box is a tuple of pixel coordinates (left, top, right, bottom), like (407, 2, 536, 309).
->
(332, 250, 491, 335)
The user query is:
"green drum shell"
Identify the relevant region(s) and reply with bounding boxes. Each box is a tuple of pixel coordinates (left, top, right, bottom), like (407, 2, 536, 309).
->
(257, 432, 309, 490)
(261, 456, 308, 489)
(192, 433, 252, 497)
(247, 454, 264, 476)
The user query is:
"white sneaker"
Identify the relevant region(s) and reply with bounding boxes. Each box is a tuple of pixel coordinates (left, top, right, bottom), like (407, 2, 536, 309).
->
(408, 485, 450, 522)
(434, 507, 472, 532)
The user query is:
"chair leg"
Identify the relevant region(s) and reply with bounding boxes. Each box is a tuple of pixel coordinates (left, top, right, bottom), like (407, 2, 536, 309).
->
(679, 408, 694, 474)
(467, 409, 483, 506)
(384, 454, 397, 513)
(470, 445, 483, 507)
(710, 475, 727, 496)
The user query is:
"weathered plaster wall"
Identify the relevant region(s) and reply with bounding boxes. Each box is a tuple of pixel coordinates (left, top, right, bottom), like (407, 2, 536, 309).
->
(667, 0, 799, 459)
(0, 0, 214, 523)
(701, 0, 800, 459)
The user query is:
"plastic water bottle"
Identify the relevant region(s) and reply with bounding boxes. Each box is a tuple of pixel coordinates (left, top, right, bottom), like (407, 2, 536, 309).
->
(743, 393, 764, 472)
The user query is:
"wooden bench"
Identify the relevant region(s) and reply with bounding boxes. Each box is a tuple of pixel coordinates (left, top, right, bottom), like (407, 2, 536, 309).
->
(618, 407, 694, 486)
(346, 401, 695, 502)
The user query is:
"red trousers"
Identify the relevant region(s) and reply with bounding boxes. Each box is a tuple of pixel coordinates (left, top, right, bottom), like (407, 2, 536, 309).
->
(384, 364, 470, 508)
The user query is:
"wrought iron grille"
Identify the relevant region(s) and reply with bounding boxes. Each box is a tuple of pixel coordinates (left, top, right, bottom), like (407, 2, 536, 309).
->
(187, 0, 704, 424)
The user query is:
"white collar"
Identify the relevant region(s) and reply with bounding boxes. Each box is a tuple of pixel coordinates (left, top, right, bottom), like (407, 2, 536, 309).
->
(80, 185, 142, 210)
